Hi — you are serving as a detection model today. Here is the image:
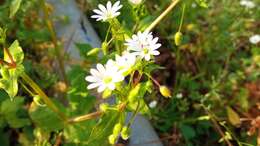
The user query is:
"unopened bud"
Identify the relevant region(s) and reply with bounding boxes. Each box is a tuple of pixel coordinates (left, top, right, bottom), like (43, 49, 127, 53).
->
(121, 126, 130, 140)
(99, 103, 109, 112)
(101, 42, 108, 55)
(108, 134, 117, 144)
(159, 86, 171, 98)
(174, 32, 183, 46)
(113, 123, 122, 135)
(128, 84, 141, 103)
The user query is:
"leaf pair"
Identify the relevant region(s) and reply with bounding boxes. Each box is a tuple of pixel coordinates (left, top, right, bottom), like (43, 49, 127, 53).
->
(0, 40, 24, 99)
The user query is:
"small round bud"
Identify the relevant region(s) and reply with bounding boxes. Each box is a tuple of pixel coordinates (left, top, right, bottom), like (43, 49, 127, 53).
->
(121, 126, 130, 140)
(99, 103, 109, 112)
(113, 123, 122, 135)
(174, 32, 183, 46)
(159, 86, 171, 98)
(108, 134, 117, 144)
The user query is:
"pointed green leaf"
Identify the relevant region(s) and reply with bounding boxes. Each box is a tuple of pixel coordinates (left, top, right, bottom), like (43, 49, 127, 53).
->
(9, 0, 22, 18)
(4, 40, 24, 65)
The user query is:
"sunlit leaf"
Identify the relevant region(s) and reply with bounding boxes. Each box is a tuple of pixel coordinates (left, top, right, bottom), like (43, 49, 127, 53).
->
(9, 0, 22, 18)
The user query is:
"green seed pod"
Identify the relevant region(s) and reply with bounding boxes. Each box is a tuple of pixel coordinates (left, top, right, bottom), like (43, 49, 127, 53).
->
(87, 48, 100, 56)
(108, 134, 117, 145)
(159, 86, 171, 98)
(99, 103, 109, 112)
(128, 83, 141, 103)
(174, 32, 183, 46)
(113, 123, 122, 135)
(121, 126, 130, 140)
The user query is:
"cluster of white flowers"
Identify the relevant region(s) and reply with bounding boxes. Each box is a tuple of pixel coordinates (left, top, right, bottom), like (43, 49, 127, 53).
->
(249, 34, 260, 44)
(240, 0, 255, 9)
(86, 1, 162, 93)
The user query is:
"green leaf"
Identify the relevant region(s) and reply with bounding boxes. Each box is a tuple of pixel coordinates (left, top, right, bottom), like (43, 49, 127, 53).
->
(67, 65, 96, 116)
(9, 0, 22, 18)
(226, 106, 241, 127)
(29, 101, 65, 132)
(4, 40, 24, 65)
(179, 124, 196, 140)
(0, 65, 24, 99)
(86, 111, 120, 146)
(0, 97, 30, 128)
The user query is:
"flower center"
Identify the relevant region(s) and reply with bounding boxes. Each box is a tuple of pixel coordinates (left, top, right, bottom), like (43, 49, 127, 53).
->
(143, 48, 149, 54)
(104, 77, 112, 84)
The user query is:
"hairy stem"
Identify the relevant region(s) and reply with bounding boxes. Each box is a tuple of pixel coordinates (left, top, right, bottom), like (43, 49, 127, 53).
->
(146, 0, 180, 32)
(21, 73, 67, 121)
(68, 111, 103, 124)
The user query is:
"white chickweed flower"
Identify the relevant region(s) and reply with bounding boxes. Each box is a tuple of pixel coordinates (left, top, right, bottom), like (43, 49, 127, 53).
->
(249, 34, 260, 44)
(129, 0, 142, 5)
(85, 62, 124, 93)
(114, 52, 136, 75)
(91, 1, 122, 22)
(125, 31, 161, 61)
(149, 100, 157, 108)
(240, 0, 255, 9)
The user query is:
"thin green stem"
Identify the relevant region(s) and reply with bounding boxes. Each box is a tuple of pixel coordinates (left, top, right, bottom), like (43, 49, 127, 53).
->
(146, 0, 180, 32)
(19, 80, 35, 97)
(178, 4, 186, 32)
(127, 101, 140, 128)
(20, 73, 67, 121)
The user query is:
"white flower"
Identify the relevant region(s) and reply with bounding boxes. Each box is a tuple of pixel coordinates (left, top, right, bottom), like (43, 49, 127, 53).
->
(91, 1, 122, 21)
(125, 31, 161, 61)
(85, 62, 124, 93)
(114, 52, 136, 74)
(149, 100, 157, 108)
(176, 93, 183, 99)
(240, 0, 255, 9)
(129, 0, 142, 5)
(249, 34, 260, 44)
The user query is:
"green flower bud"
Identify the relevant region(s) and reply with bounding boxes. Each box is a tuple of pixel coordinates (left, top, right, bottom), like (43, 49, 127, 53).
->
(101, 42, 108, 55)
(99, 103, 109, 112)
(121, 126, 130, 140)
(128, 83, 141, 103)
(174, 32, 183, 46)
(113, 123, 122, 135)
(159, 86, 171, 98)
(102, 89, 112, 99)
(108, 134, 117, 145)
(87, 48, 100, 56)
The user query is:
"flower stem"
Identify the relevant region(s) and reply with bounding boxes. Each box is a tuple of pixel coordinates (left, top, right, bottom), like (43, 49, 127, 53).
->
(68, 111, 103, 124)
(39, 0, 67, 84)
(146, 0, 181, 32)
(178, 3, 186, 32)
(20, 73, 67, 121)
